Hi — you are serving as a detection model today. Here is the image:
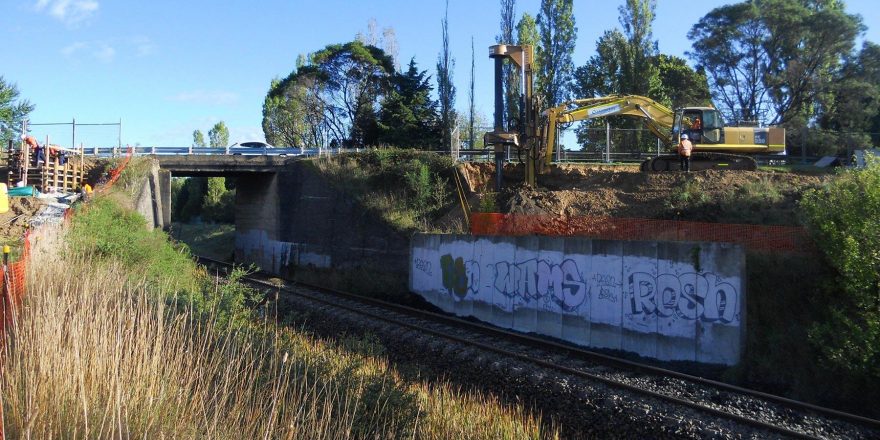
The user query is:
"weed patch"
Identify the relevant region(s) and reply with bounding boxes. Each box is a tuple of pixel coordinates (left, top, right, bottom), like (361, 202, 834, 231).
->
(312, 148, 457, 232)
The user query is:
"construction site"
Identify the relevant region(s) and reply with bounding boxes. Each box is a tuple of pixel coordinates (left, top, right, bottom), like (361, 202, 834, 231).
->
(1, 0, 879, 435)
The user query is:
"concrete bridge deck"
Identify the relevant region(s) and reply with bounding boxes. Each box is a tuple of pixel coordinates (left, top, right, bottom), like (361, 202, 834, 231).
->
(156, 154, 300, 175)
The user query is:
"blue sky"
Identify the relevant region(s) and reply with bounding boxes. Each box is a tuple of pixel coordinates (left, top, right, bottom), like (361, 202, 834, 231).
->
(2, 0, 878, 148)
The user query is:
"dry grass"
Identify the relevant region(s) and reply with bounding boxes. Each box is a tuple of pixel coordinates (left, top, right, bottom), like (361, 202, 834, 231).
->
(414, 386, 552, 440)
(1, 226, 553, 439)
(3, 233, 390, 438)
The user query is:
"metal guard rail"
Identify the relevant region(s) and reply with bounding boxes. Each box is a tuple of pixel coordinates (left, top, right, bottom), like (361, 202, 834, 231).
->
(80, 146, 362, 157)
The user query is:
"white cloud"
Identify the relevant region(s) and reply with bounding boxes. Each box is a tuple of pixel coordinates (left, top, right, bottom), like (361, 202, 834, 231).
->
(167, 91, 240, 106)
(93, 43, 115, 62)
(131, 36, 157, 57)
(60, 41, 87, 56)
(35, 0, 99, 25)
(60, 40, 115, 63)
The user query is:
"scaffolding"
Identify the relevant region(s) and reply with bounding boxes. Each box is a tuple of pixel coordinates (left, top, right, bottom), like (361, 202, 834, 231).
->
(6, 120, 87, 193)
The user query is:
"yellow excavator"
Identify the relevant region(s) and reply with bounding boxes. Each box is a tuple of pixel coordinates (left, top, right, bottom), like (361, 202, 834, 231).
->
(484, 44, 786, 187)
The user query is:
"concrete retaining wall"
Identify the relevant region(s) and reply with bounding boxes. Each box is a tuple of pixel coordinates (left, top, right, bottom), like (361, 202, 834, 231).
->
(410, 234, 746, 365)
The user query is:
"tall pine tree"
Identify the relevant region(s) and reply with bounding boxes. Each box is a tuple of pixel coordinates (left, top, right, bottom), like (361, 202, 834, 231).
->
(378, 59, 441, 148)
(437, 0, 457, 150)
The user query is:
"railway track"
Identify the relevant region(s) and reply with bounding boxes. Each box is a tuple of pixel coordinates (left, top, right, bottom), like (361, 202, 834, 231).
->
(198, 255, 880, 439)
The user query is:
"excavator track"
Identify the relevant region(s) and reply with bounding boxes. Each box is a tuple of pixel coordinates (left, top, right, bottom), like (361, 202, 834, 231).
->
(640, 152, 758, 172)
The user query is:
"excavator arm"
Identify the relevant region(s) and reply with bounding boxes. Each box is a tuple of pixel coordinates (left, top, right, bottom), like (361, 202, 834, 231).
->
(539, 95, 675, 168)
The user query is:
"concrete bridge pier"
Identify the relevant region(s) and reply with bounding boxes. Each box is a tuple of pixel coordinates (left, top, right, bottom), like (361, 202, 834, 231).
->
(133, 162, 172, 230)
(234, 172, 281, 268)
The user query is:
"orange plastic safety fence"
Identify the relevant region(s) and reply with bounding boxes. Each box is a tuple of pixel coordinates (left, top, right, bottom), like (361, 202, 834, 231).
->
(470, 213, 815, 253)
(0, 233, 28, 439)
(0, 231, 30, 345)
(1, 262, 26, 327)
(97, 146, 134, 194)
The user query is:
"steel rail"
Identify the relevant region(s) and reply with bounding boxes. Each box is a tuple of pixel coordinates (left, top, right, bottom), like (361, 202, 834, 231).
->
(197, 256, 879, 438)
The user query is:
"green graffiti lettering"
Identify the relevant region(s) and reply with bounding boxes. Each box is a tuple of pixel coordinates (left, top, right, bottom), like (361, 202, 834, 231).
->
(440, 253, 469, 299)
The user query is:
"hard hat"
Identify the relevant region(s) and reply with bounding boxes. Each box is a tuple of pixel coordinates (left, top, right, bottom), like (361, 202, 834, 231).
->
(681, 134, 689, 140)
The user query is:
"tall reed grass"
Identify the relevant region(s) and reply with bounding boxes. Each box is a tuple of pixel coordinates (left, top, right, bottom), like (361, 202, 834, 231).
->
(3, 233, 400, 438)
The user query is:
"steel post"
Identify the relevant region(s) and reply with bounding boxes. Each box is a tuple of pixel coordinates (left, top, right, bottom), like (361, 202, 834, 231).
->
(493, 55, 504, 192)
(606, 121, 611, 163)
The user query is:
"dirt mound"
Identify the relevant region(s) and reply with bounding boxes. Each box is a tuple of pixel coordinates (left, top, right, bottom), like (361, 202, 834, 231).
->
(458, 163, 825, 225)
(0, 197, 44, 242)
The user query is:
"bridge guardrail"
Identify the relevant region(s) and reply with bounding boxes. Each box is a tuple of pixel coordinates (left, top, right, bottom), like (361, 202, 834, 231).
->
(73, 145, 814, 167)
(82, 146, 360, 157)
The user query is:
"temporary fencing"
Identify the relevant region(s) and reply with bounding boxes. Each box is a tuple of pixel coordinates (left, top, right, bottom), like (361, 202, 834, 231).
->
(96, 146, 134, 194)
(470, 212, 815, 253)
(1, 146, 133, 344)
(0, 231, 30, 344)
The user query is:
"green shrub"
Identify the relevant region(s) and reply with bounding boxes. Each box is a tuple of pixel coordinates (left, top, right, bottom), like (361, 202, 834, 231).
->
(171, 177, 235, 223)
(404, 159, 432, 208)
(104, 157, 153, 194)
(800, 154, 880, 406)
(478, 192, 499, 213)
(715, 176, 801, 225)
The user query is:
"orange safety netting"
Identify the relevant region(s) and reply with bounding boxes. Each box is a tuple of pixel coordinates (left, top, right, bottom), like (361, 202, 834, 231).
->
(96, 146, 134, 194)
(470, 213, 815, 253)
(1, 230, 31, 339)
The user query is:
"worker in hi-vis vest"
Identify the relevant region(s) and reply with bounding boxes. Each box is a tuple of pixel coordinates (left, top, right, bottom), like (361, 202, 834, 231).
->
(678, 133, 693, 172)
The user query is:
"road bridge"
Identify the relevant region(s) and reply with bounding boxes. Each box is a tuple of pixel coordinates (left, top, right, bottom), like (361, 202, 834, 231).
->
(131, 153, 409, 293)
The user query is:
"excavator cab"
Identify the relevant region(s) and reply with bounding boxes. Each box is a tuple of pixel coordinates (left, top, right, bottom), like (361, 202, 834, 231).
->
(673, 108, 725, 145)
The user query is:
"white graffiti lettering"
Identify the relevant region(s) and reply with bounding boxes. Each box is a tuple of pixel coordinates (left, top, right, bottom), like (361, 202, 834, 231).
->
(491, 258, 588, 312)
(625, 272, 739, 324)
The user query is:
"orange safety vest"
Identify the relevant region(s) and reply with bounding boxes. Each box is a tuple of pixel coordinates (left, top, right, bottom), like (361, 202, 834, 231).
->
(678, 139, 693, 157)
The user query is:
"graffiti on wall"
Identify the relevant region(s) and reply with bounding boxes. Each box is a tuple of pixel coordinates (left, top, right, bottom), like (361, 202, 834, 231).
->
(626, 272, 739, 324)
(492, 258, 587, 312)
(414, 237, 745, 364)
(435, 253, 739, 325)
(592, 273, 621, 304)
(439, 254, 479, 299)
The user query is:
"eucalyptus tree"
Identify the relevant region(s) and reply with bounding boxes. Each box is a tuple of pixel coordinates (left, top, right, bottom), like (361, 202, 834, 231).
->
(688, 0, 863, 125)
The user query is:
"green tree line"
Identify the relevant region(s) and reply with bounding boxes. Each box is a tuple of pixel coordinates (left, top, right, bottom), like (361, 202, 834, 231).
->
(261, 1, 878, 154)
